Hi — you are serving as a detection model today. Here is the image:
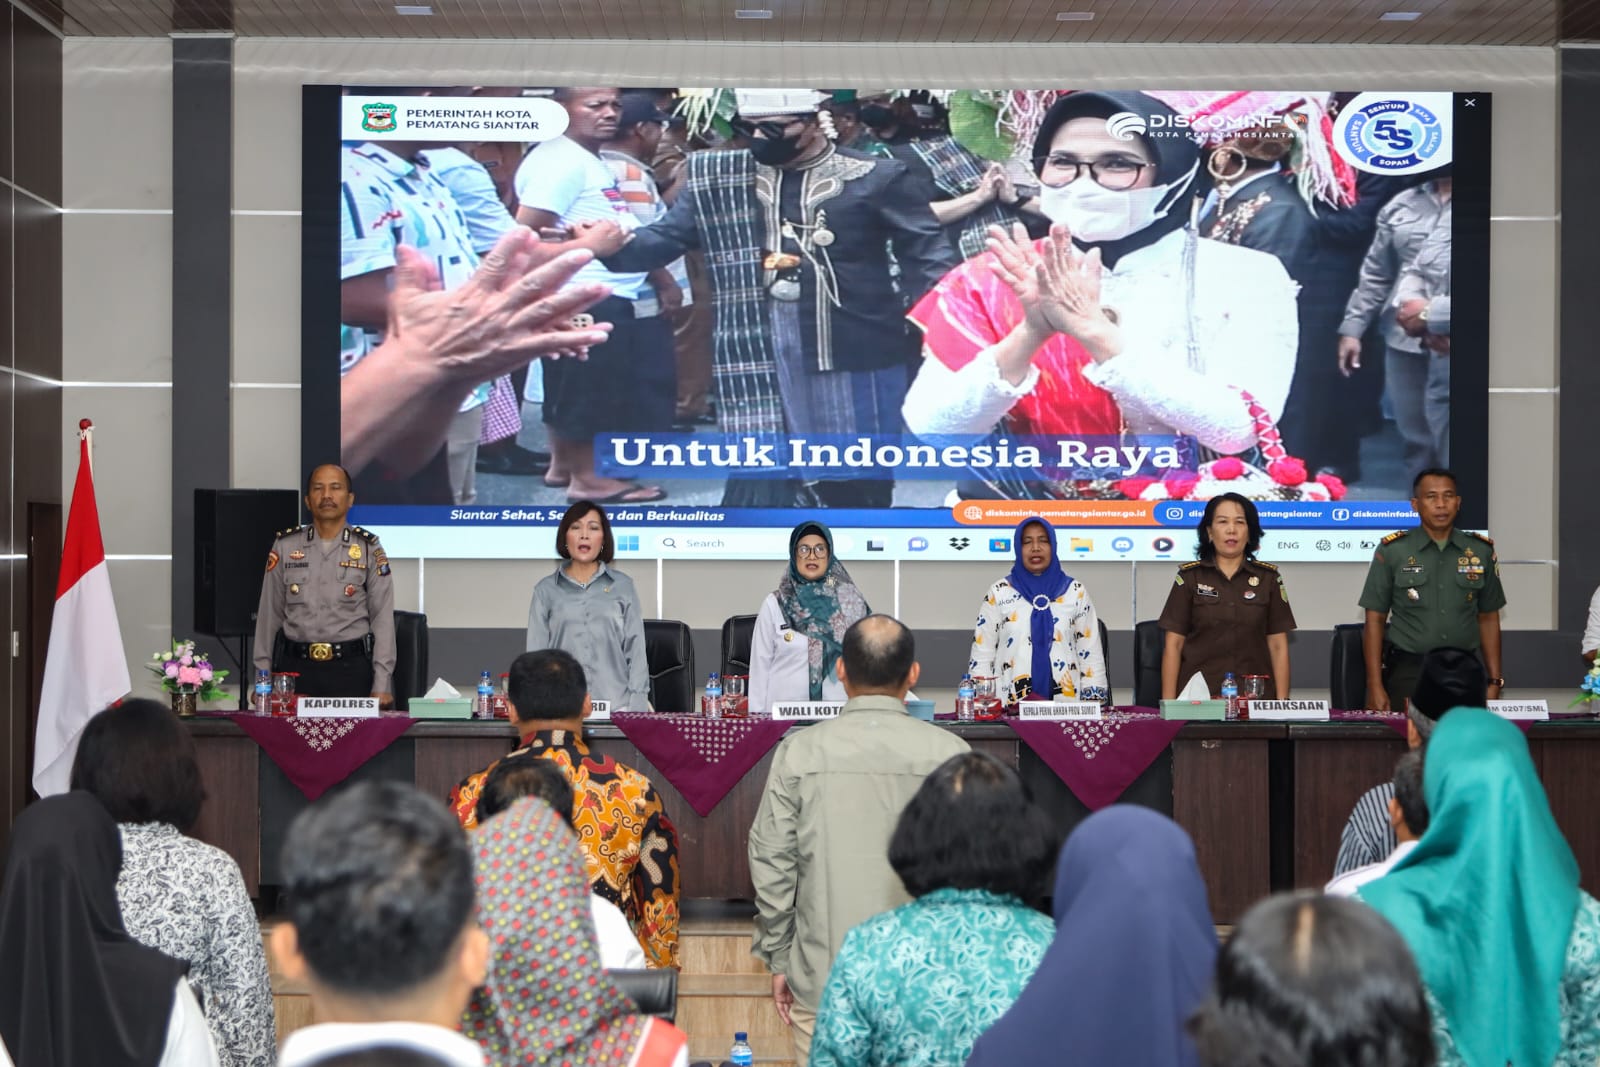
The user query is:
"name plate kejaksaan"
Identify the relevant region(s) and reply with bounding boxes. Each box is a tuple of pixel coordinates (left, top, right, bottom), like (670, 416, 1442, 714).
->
(1017, 701, 1103, 721)
(1245, 699, 1330, 721)
(771, 702, 844, 721)
(1488, 699, 1550, 721)
(588, 700, 611, 721)
(297, 697, 380, 719)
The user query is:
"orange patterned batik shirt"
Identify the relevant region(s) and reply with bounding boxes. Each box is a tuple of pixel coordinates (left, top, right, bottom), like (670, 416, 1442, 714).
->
(448, 728, 681, 968)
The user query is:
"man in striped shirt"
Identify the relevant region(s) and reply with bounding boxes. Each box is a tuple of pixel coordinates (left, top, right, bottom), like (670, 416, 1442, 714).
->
(1331, 647, 1486, 877)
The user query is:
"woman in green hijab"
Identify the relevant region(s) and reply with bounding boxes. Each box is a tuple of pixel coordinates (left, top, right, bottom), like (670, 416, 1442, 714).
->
(749, 521, 870, 715)
(1361, 707, 1600, 1067)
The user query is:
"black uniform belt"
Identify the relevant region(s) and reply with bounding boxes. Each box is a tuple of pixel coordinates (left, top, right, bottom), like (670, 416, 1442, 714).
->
(285, 636, 372, 662)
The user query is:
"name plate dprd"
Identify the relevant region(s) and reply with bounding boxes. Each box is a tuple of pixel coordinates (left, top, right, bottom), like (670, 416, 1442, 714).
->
(1246, 699, 1331, 722)
(1488, 699, 1550, 721)
(1016, 700, 1103, 721)
(298, 696, 380, 719)
(771, 702, 844, 721)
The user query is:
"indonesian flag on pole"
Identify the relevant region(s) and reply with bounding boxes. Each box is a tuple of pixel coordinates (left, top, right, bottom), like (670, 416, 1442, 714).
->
(32, 419, 131, 796)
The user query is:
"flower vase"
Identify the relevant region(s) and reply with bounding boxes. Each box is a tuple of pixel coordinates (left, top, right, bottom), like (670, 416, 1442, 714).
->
(171, 688, 198, 717)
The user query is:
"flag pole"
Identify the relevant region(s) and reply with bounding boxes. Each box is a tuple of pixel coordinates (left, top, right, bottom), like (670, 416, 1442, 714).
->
(79, 417, 93, 477)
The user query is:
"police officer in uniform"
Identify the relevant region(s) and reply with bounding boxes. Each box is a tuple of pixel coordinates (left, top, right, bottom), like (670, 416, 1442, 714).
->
(1359, 467, 1505, 710)
(1159, 492, 1297, 700)
(252, 463, 396, 705)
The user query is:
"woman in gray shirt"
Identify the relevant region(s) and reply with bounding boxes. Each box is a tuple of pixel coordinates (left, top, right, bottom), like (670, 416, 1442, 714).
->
(527, 502, 651, 710)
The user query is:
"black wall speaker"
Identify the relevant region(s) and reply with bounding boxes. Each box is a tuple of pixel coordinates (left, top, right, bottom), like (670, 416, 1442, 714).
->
(194, 489, 301, 637)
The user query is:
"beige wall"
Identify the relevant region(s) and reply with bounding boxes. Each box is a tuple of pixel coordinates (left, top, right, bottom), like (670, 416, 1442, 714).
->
(62, 39, 1559, 691)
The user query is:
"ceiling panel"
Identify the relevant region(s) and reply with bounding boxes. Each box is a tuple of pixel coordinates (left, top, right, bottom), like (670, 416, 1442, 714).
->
(14, 0, 1574, 44)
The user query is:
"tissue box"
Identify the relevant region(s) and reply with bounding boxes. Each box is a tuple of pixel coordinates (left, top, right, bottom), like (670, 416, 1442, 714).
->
(410, 698, 473, 720)
(1160, 699, 1228, 721)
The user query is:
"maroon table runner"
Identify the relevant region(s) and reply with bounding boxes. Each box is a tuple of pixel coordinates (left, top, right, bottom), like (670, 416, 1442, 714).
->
(610, 714, 792, 817)
(1328, 708, 1412, 739)
(1005, 708, 1185, 812)
(218, 713, 415, 800)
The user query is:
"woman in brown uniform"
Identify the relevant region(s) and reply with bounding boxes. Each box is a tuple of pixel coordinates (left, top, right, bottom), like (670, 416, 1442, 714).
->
(1159, 492, 1296, 700)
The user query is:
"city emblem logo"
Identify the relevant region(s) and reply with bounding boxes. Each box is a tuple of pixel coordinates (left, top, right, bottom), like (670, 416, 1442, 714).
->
(361, 102, 399, 133)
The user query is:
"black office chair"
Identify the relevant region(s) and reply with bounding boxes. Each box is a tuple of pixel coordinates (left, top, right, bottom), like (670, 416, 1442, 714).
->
(1330, 623, 1367, 710)
(644, 619, 695, 713)
(721, 613, 757, 677)
(1132, 619, 1164, 710)
(607, 968, 678, 1023)
(391, 610, 429, 711)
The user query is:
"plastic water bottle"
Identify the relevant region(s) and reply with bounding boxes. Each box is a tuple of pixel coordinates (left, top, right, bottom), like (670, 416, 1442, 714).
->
(253, 669, 272, 716)
(956, 675, 976, 722)
(1221, 672, 1239, 721)
(704, 672, 724, 719)
(476, 670, 495, 719)
(729, 1032, 753, 1067)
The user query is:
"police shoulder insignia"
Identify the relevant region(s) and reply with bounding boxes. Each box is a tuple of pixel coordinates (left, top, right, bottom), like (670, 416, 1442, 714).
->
(352, 526, 380, 543)
(265, 550, 279, 572)
(275, 524, 304, 539)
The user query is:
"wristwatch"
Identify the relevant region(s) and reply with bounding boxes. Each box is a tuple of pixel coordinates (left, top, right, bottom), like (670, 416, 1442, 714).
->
(1488, 676, 1506, 687)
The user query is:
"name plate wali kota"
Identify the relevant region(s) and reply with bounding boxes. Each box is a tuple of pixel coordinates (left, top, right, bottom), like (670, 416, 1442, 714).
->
(1487, 699, 1549, 721)
(298, 696, 380, 719)
(588, 700, 611, 721)
(771, 702, 843, 721)
(1245, 699, 1330, 721)
(1017, 700, 1103, 721)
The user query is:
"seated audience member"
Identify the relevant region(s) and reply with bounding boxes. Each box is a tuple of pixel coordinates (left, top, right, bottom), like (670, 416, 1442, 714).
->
(271, 782, 489, 1067)
(0, 792, 219, 1067)
(69, 700, 275, 1067)
(1362, 708, 1600, 1067)
(1332, 646, 1484, 876)
(1188, 893, 1435, 1067)
(449, 649, 680, 967)
(808, 751, 1056, 1067)
(474, 753, 648, 969)
(967, 806, 1217, 1067)
(1325, 749, 1425, 897)
(465, 796, 689, 1066)
(749, 615, 969, 1064)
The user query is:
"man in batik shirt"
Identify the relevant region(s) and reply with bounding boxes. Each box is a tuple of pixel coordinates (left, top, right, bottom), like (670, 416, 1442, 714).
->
(448, 649, 681, 968)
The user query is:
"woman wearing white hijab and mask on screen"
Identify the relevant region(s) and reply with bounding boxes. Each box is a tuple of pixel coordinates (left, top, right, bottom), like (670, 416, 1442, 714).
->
(902, 91, 1299, 498)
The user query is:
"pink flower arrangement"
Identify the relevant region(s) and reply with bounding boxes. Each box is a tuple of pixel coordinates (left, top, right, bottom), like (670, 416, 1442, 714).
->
(1116, 476, 1156, 499)
(1314, 473, 1348, 500)
(1267, 458, 1308, 487)
(1163, 471, 1201, 499)
(147, 640, 229, 703)
(1210, 457, 1245, 480)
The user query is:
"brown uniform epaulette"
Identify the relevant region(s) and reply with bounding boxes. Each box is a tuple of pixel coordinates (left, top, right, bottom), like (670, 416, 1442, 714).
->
(1251, 560, 1280, 572)
(1380, 530, 1408, 545)
(1178, 560, 1205, 571)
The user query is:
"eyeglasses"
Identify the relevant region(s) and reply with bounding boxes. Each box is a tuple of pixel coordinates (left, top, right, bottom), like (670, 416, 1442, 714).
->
(732, 117, 807, 140)
(1035, 154, 1156, 191)
(795, 545, 829, 558)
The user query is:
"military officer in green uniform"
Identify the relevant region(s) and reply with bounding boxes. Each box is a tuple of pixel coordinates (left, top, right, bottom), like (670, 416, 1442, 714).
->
(1359, 467, 1505, 710)
(252, 463, 396, 705)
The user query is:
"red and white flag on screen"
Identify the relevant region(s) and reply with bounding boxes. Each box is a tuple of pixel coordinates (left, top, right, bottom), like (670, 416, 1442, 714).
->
(32, 419, 131, 796)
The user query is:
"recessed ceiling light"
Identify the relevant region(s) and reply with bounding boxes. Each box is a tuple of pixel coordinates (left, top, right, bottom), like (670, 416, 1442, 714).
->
(394, 3, 433, 13)
(1379, 10, 1422, 19)
(1055, 10, 1095, 19)
(734, 8, 775, 17)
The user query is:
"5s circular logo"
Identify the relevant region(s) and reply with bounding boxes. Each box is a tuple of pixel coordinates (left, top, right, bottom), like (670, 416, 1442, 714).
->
(1333, 92, 1452, 175)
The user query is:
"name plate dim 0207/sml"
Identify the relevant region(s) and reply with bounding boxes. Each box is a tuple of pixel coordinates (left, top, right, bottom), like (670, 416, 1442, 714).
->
(1016, 701, 1104, 721)
(770, 702, 844, 721)
(297, 697, 381, 719)
(1487, 699, 1550, 721)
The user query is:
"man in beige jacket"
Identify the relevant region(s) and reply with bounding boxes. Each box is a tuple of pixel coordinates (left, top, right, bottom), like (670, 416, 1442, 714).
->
(748, 614, 969, 1063)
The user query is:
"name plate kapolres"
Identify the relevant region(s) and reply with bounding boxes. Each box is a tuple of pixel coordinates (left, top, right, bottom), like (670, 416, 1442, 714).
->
(1017, 701, 1103, 721)
(771, 702, 844, 721)
(1488, 699, 1550, 721)
(298, 697, 380, 719)
(588, 700, 611, 721)
(1246, 699, 1330, 721)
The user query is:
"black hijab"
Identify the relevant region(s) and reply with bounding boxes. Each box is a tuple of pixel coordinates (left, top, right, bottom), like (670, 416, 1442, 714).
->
(1031, 90, 1205, 267)
(0, 792, 189, 1067)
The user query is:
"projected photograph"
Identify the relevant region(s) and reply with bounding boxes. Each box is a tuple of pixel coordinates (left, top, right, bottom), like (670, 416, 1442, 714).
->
(315, 85, 1485, 559)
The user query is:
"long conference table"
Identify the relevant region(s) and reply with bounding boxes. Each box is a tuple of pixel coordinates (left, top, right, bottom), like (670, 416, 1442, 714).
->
(186, 717, 1600, 923)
